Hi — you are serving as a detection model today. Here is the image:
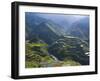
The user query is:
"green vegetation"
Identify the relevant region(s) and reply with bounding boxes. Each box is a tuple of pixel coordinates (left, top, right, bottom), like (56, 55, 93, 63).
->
(25, 41, 56, 68)
(25, 13, 89, 68)
(48, 36, 89, 65)
(25, 36, 83, 68)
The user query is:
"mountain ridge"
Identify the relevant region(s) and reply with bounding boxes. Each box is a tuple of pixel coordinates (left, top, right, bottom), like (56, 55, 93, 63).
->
(25, 13, 90, 68)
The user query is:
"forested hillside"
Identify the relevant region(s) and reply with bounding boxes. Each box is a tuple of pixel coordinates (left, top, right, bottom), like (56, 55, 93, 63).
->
(25, 12, 89, 68)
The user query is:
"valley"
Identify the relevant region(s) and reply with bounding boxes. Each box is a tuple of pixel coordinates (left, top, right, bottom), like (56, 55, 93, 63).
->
(25, 12, 89, 68)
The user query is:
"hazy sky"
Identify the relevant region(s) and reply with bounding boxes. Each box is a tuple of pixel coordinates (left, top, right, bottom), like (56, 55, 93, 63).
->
(26, 12, 89, 31)
(35, 13, 88, 23)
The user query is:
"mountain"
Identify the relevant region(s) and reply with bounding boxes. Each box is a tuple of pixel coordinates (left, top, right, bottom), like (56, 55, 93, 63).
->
(48, 36, 89, 65)
(25, 13, 46, 40)
(36, 13, 88, 32)
(25, 12, 65, 44)
(66, 17, 89, 42)
(25, 37, 56, 68)
(25, 13, 90, 67)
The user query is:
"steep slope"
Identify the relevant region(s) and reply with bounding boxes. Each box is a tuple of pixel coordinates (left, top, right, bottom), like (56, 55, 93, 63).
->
(25, 13, 90, 67)
(25, 12, 65, 44)
(48, 36, 89, 65)
(67, 17, 89, 42)
(25, 13, 47, 40)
